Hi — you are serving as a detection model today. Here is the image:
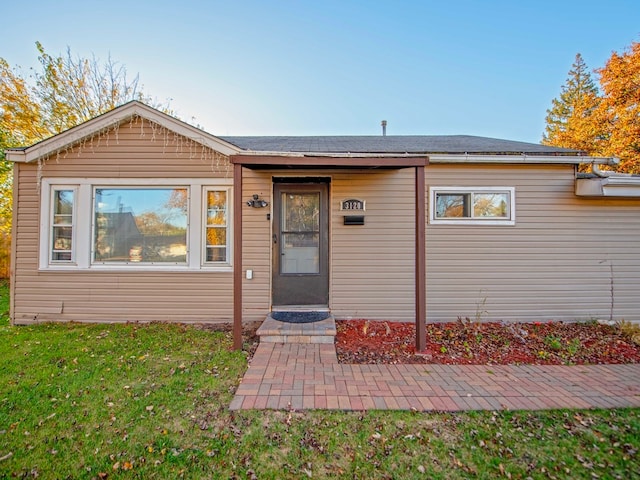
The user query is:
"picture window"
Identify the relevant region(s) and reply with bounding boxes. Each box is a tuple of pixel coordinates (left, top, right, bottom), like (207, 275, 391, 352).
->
(40, 179, 232, 270)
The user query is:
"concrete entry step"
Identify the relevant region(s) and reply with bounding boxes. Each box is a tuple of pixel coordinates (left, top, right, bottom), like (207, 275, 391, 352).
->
(257, 311, 336, 344)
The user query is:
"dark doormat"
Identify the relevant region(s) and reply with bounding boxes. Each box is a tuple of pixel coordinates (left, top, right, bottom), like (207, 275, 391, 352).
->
(271, 311, 330, 323)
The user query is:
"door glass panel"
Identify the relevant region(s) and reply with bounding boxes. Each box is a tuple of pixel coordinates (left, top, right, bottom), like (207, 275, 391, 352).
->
(281, 192, 320, 274)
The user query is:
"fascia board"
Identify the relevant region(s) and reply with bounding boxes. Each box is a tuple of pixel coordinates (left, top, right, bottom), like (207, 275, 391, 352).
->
(7, 101, 241, 163)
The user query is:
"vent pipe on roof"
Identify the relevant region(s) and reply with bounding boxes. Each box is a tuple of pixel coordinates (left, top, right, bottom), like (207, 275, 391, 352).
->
(381, 120, 387, 136)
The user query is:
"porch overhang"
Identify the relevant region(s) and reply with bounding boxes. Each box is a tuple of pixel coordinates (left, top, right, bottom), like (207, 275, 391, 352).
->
(230, 154, 429, 168)
(231, 155, 428, 352)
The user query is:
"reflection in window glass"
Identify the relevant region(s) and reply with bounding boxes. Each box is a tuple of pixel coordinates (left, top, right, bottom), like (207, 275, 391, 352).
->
(93, 188, 188, 263)
(282, 193, 319, 232)
(280, 192, 320, 274)
(205, 190, 227, 262)
(283, 232, 319, 249)
(436, 193, 470, 218)
(432, 188, 514, 224)
(473, 193, 508, 218)
(52, 190, 74, 262)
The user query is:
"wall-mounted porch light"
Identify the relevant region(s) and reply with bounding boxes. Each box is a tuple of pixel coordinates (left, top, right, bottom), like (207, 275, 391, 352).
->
(247, 194, 269, 208)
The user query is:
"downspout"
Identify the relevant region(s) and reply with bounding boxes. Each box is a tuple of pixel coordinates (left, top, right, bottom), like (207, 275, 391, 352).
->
(591, 158, 635, 178)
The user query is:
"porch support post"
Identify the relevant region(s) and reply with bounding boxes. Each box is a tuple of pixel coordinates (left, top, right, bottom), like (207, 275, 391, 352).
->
(415, 165, 426, 352)
(233, 163, 243, 350)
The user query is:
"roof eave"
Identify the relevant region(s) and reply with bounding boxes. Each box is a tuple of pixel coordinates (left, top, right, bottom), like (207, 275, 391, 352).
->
(5, 101, 242, 163)
(232, 151, 613, 165)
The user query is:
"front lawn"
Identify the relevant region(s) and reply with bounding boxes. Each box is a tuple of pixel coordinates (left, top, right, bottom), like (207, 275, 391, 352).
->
(0, 281, 638, 479)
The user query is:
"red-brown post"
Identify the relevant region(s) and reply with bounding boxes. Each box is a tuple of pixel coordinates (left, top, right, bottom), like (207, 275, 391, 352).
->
(415, 165, 426, 352)
(233, 163, 243, 350)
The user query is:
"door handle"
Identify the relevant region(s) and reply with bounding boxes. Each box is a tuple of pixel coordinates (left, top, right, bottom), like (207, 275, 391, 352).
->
(273, 234, 277, 244)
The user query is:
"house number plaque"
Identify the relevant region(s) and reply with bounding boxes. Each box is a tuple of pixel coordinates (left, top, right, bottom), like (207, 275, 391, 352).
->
(340, 198, 365, 211)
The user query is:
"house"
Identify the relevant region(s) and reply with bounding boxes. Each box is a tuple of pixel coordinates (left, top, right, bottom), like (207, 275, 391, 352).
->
(6, 101, 640, 350)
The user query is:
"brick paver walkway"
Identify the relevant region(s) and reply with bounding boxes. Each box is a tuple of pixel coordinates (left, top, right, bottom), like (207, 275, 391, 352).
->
(230, 343, 640, 411)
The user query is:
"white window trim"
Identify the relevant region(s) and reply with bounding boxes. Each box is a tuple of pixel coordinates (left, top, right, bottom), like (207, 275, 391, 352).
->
(429, 186, 516, 226)
(39, 178, 233, 271)
(202, 186, 233, 266)
(43, 185, 79, 266)
(91, 185, 191, 267)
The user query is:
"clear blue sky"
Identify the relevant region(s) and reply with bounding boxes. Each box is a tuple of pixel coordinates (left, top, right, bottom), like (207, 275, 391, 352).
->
(3, 0, 639, 143)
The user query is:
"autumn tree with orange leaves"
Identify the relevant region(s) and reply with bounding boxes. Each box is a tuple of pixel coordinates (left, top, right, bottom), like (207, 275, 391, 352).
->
(596, 41, 640, 173)
(0, 42, 164, 277)
(544, 41, 640, 174)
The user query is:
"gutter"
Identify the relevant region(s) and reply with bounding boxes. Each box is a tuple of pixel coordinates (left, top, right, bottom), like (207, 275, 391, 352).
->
(427, 154, 614, 165)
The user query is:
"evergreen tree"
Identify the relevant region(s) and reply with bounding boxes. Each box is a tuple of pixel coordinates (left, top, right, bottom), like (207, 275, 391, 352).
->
(542, 53, 601, 153)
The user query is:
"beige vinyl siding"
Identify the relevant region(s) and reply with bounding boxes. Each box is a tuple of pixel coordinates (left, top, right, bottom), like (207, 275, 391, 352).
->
(15, 122, 640, 328)
(240, 168, 415, 322)
(426, 164, 640, 323)
(28, 119, 231, 178)
(12, 118, 234, 324)
(331, 169, 414, 321)
(239, 169, 273, 321)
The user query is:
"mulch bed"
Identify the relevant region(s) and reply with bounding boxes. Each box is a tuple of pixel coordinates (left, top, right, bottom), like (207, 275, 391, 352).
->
(335, 319, 640, 365)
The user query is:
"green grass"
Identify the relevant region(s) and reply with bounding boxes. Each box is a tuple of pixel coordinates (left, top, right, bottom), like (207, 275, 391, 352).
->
(1, 281, 639, 479)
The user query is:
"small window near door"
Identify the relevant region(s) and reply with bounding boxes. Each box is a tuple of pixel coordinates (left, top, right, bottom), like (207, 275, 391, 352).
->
(430, 187, 515, 225)
(205, 190, 228, 263)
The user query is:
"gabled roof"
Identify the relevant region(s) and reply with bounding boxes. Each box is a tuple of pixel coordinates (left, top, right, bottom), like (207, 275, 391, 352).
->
(6, 101, 242, 163)
(220, 135, 579, 156)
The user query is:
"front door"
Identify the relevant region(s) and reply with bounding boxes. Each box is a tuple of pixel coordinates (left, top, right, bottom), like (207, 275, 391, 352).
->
(272, 182, 329, 306)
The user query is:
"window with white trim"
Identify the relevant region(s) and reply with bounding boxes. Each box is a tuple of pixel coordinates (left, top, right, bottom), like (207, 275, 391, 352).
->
(93, 187, 188, 264)
(51, 188, 76, 262)
(429, 187, 515, 225)
(204, 189, 228, 263)
(40, 179, 232, 270)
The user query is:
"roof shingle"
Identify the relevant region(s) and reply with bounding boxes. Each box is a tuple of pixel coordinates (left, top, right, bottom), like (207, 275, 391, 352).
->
(219, 135, 580, 155)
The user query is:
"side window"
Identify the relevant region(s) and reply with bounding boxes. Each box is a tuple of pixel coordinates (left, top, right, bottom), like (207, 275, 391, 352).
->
(204, 190, 228, 262)
(430, 187, 515, 225)
(51, 189, 75, 262)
